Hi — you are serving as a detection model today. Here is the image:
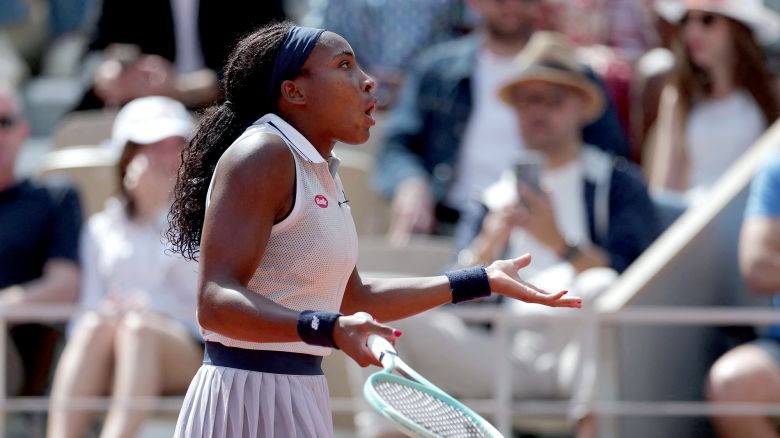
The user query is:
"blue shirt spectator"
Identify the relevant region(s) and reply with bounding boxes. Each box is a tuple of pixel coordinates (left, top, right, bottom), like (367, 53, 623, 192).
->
(745, 153, 780, 340)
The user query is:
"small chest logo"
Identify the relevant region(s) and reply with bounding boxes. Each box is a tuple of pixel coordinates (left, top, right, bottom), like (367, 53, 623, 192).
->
(314, 195, 329, 208)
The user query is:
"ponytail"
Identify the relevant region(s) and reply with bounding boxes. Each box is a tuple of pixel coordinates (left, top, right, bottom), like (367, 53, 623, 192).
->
(167, 22, 293, 260)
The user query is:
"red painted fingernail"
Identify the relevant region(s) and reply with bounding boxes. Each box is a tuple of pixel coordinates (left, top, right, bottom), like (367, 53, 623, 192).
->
(393, 330, 403, 337)
(562, 290, 568, 295)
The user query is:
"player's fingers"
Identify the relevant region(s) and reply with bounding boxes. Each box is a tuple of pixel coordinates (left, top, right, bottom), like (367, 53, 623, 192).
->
(517, 280, 566, 302)
(511, 253, 532, 270)
(366, 321, 403, 345)
(522, 284, 583, 308)
(549, 296, 583, 308)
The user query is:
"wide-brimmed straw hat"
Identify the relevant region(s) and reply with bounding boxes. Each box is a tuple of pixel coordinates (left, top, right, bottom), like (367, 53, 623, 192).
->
(498, 32, 605, 123)
(655, 0, 780, 45)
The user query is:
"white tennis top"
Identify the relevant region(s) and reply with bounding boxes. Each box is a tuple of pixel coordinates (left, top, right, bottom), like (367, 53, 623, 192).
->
(202, 114, 359, 356)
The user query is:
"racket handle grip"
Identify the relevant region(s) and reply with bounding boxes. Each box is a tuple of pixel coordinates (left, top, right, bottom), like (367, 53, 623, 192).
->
(367, 334, 397, 361)
(353, 312, 398, 361)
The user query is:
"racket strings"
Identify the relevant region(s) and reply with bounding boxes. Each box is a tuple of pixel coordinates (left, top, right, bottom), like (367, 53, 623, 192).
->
(372, 380, 492, 437)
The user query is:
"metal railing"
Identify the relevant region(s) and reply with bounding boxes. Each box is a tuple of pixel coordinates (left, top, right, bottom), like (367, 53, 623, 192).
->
(3, 305, 780, 437)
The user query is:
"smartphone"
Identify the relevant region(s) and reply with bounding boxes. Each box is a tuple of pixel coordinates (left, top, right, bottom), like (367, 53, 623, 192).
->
(513, 153, 542, 195)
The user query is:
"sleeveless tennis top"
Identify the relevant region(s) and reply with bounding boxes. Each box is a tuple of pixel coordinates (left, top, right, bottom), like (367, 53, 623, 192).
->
(201, 113, 359, 356)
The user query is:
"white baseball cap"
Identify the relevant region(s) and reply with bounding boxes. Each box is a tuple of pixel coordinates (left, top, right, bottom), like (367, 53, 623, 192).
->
(110, 96, 194, 153)
(655, 0, 780, 45)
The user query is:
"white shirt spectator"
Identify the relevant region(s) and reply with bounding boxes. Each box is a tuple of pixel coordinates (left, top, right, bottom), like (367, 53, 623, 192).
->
(686, 90, 765, 200)
(482, 157, 590, 278)
(445, 48, 525, 211)
(76, 197, 199, 336)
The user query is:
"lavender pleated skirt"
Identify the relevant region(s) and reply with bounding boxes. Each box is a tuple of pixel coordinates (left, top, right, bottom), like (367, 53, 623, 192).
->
(174, 343, 333, 438)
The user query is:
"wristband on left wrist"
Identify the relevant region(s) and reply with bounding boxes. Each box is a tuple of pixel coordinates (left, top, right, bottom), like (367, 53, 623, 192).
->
(445, 266, 492, 304)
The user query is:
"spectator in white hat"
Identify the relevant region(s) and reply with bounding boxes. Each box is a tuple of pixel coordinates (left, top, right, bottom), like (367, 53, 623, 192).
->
(47, 96, 202, 438)
(647, 0, 780, 201)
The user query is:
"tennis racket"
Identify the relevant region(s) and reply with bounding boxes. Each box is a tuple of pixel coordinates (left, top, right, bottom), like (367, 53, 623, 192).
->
(363, 332, 504, 438)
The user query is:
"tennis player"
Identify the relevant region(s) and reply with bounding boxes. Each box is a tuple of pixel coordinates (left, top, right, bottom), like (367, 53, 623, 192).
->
(167, 22, 582, 437)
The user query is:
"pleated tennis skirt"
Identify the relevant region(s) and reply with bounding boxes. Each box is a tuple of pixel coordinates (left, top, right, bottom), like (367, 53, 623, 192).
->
(174, 342, 333, 438)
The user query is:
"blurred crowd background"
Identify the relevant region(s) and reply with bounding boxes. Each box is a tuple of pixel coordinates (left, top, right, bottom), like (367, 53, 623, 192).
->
(3, 0, 780, 437)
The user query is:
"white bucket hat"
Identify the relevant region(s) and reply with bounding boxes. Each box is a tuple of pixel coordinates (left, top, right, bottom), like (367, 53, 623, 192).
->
(655, 0, 780, 45)
(110, 96, 194, 154)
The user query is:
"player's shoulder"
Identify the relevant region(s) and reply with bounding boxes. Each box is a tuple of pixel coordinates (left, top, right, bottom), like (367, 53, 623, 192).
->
(218, 131, 295, 187)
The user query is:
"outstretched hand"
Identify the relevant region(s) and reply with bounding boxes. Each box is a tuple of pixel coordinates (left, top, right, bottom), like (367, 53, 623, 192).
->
(486, 254, 582, 308)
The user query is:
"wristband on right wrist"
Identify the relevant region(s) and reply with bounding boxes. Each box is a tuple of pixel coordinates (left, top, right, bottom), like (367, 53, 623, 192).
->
(445, 266, 492, 304)
(297, 310, 342, 349)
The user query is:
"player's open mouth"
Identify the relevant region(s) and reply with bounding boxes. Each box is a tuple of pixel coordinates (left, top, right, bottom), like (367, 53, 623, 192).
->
(364, 100, 377, 125)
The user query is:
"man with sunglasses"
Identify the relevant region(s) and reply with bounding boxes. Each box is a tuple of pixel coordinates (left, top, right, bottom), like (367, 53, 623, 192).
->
(459, 32, 658, 280)
(386, 33, 659, 438)
(373, 0, 629, 246)
(0, 84, 81, 396)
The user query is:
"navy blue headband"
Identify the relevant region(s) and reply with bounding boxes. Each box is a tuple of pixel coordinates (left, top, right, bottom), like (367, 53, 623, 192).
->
(268, 26, 326, 100)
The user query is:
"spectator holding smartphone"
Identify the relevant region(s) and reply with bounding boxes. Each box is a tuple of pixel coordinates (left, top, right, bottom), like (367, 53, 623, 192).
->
(458, 32, 659, 279)
(387, 33, 660, 438)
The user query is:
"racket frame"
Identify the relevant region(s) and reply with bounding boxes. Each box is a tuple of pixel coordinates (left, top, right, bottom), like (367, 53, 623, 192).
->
(363, 335, 503, 438)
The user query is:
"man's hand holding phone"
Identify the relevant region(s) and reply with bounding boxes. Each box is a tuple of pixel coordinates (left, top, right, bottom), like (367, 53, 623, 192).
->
(511, 154, 567, 254)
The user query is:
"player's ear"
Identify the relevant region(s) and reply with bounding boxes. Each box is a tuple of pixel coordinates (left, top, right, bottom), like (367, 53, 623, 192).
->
(280, 79, 306, 105)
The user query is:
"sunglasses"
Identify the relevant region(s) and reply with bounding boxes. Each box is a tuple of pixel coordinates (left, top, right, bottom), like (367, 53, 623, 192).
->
(0, 116, 19, 129)
(509, 87, 568, 110)
(680, 12, 720, 28)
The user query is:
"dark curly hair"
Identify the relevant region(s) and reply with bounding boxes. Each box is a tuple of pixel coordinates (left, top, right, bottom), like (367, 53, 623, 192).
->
(167, 22, 293, 260)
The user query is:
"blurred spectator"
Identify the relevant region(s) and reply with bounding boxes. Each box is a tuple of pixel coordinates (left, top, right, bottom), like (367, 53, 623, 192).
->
(540, 0, 657, 61)
(458, 32, 660, 277)
(629, 9, 678, 162)
(46, 97, 201, 438)
(0, 0, 95, 84)
(0, 0, 49, 85)
(72, 0, 286, 111)
(0, 82, 81, 395)
(387, 33, 659, 438)
(706, 152, 780, 437)
(304, 0, 471, 108)
(647, 0, 780, 202)
(373, 0, 629, 245)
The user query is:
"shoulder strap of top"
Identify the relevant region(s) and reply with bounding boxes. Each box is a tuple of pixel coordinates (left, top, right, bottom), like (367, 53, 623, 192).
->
(205, 123, 298, 207)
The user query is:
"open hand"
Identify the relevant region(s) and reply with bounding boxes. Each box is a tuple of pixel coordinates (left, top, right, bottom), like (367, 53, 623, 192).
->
(486, 254, 582, 308)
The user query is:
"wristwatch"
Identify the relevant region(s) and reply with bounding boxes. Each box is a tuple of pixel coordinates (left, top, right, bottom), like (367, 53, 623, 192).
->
(560, 241, 581, 262)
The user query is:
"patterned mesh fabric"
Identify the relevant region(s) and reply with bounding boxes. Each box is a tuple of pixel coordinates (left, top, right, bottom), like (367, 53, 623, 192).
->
(202, 122, 359, 356)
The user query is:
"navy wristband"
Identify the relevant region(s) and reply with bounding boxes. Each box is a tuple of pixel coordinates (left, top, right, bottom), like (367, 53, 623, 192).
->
(297, 310, 342, 349)
(445, 266, 492, 304)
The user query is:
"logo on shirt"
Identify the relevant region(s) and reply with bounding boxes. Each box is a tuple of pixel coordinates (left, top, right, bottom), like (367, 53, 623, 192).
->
(314, 195, 329, 208)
